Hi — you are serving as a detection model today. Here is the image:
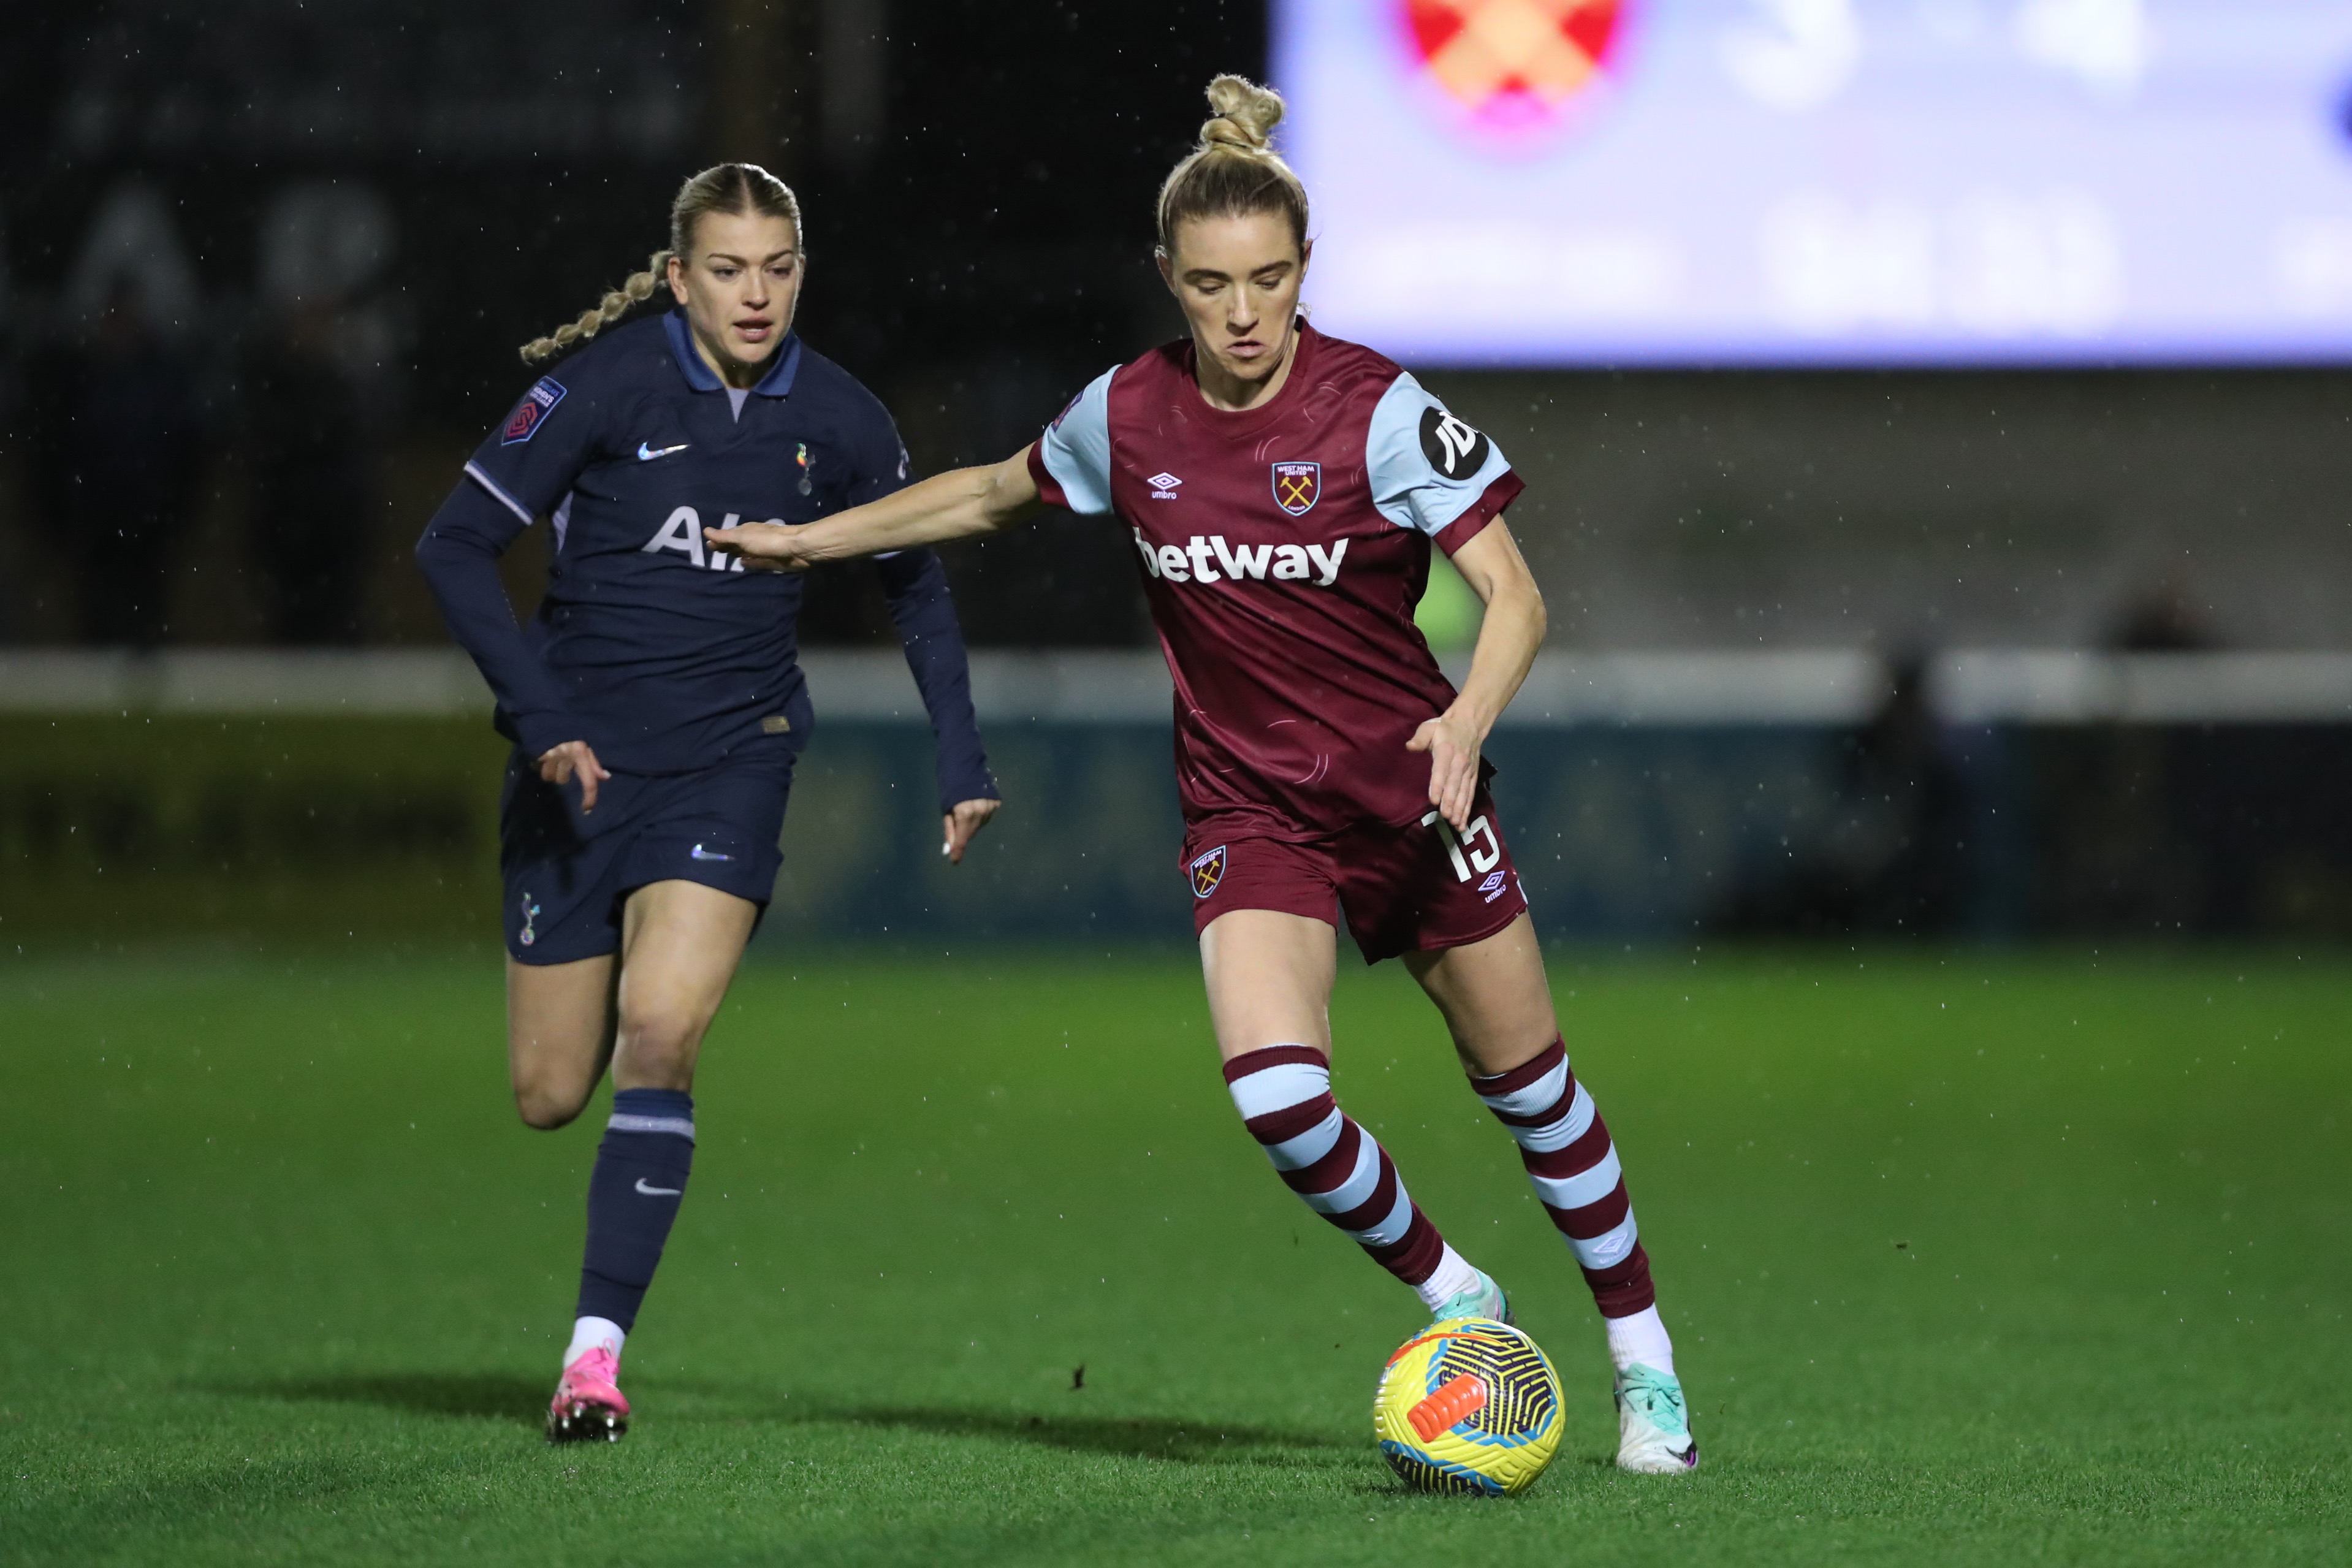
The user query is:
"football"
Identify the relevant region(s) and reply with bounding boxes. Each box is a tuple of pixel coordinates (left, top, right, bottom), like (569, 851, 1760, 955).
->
(1373, 1316, 1565, 1496)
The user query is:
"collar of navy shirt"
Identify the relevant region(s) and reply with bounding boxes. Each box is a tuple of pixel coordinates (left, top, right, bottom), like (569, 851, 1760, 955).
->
(663, 308, 802, 400)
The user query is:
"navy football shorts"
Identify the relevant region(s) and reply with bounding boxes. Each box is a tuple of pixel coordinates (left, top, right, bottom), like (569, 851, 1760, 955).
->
(499, 735, 796, 965)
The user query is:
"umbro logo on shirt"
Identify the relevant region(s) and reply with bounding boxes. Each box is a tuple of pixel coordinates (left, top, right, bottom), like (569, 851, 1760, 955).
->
(1147, 472, 1182, 500)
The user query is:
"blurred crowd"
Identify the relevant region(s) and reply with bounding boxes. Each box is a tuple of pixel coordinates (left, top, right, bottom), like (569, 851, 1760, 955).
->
(5, 181, 399, 648)
(24, 282, 381, 648)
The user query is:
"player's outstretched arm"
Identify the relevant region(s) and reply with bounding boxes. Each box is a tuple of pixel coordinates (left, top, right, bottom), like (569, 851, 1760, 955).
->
(706, 446, 1041, 571)
(1407, 517, 1547, 831)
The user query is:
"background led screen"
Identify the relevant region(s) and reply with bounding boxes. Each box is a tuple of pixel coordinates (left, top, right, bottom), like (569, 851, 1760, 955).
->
(1274, 1, 2352, 363)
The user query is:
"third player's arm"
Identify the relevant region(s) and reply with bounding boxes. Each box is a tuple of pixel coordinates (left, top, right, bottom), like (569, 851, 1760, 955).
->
(706, 446, 1041, 569)
(1408, 517, 1547, 830)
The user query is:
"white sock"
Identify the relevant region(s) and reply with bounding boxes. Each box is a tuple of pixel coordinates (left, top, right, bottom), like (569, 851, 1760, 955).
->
(1413, 1244, 1483, 1312)
(1604, 1304, 1674, 1376)
(563, 1315, 625, 1369)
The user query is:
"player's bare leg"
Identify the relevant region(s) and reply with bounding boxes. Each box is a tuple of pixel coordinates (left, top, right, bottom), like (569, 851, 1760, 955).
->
(1406, 912, 1697, 1473)
(1198, 908, 1496, 1319)
(1200, 907, 1334, 1064)
(609, 879, 759, 1091)
(546, 879, 757, 1442)
(1399, 911, 1555, 1078)
(507, 954, 619, 1128)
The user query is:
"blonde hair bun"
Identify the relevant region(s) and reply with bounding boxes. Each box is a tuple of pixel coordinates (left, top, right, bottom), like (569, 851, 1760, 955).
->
(1156, 74, 1309, 255)
(1200, 74, 1285, 155)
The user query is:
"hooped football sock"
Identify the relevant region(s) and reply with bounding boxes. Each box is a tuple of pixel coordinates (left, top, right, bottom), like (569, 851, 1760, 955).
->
(1605, 1303, 1675, 1376)
(575, 1087, 695, 1333)
(1224, 1045, 1451, 1290)
(1468, 1039, 1659, 1318)
(563, 1315, 626, 1369)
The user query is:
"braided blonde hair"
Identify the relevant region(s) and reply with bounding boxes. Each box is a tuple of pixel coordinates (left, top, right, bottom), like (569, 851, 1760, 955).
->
(1155, 75, 1309, 257)
(520, 163, 804, 365)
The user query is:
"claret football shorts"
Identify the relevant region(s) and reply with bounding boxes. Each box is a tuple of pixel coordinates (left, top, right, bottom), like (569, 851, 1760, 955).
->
(1181, 786, 1531, 962)
(498, 734, 796, 965)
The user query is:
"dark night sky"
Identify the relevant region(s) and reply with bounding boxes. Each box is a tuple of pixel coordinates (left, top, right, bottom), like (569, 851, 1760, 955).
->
(1, 1, 1268, 432)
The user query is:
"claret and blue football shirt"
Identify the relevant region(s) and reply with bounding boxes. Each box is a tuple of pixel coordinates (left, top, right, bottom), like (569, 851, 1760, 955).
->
(1028, 319, 1520, 837)
(418, 310, 994, 809)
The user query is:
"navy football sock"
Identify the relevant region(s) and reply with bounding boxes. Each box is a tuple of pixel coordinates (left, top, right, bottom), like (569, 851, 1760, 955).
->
(576, 1087, 695, 1333)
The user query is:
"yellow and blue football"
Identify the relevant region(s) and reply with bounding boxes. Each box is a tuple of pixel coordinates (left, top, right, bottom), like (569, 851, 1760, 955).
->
(1373, 1316, 1564, 1496)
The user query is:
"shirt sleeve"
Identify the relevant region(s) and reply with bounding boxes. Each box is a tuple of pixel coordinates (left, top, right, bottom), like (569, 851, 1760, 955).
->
(1026, 367, 1117, 516)
(872, 549, 999, 812)
(459, 368, 606, 525)
(1364, 372, 1525, 555)
(842, 395, 916, 510)
(413, 478, 579, 758)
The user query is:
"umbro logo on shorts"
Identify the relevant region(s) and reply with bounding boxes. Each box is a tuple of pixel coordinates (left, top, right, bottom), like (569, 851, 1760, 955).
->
(1190, 845, 1227, 899)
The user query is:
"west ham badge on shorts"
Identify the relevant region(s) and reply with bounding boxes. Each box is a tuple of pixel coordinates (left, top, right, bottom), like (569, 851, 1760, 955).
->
(1190, 845, 1227, 899)
(503, 377, 566, 445)
(1271, 461, 1321, 517)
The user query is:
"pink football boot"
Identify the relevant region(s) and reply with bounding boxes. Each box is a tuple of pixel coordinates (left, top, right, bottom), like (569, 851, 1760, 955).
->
(546, 1345, 630, 1443)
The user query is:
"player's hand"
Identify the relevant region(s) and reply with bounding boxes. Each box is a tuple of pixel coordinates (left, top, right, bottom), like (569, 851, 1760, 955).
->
(704, 519, 815, 573)
(1406, 709, 1484, 832)
(538, 740, 611, 814)
(942, 797, 1000, 864)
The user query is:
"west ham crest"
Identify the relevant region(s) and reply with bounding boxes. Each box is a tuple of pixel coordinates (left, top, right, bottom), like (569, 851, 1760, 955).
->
(1190, 844, 1227, 899)
(1271, 461, 1321, 517)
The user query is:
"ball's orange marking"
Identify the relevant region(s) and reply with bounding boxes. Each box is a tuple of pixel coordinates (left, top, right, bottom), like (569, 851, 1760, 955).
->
(1407, 1374, 1490, 1441)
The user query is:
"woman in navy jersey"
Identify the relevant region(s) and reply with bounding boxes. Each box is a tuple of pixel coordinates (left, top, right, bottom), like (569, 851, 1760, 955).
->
(710, 83, 1698, 1474)
(415, 163, 999, 1442)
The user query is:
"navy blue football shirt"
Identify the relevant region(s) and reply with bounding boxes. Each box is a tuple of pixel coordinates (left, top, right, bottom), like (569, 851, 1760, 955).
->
(417, 310, 994, 807)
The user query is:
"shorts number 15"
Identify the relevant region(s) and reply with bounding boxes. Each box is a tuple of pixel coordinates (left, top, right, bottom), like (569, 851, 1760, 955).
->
(1421, 810, 1501, 883)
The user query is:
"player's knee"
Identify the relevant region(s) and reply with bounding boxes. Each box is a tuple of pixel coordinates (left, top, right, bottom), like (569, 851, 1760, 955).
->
(513, 1076, 591, 1130)
(614, 1008, 701, 1090)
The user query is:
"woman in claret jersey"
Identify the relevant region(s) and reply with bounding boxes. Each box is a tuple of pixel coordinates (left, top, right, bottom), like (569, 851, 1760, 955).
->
(710, 78, 1697, 1472)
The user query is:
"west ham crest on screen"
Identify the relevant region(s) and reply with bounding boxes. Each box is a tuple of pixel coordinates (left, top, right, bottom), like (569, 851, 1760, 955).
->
(1190, 845, 1227, 899)
(1402, 0, 1626, 142)
(503, 376, 567, 445)
(1271, 461, 1321, 517)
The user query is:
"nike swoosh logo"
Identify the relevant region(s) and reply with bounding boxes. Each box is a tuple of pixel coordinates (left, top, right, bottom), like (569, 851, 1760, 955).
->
(634, 1178, 682, 1197)
(689, 844, 733, 861)
(637, 441, 688, 462)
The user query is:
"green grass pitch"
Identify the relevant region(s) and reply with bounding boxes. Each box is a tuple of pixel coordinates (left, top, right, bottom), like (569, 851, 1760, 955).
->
(2, 946, 2346, 1566)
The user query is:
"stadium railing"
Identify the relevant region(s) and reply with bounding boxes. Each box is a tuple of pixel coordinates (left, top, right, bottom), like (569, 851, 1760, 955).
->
(6, 650, 2351, 946)
(9, 647, 2352, 723)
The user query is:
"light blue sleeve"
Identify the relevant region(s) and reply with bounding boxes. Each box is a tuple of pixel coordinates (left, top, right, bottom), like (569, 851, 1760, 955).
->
(1364, 372, 1515, 538)
(1034, 368, 1117, 516)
